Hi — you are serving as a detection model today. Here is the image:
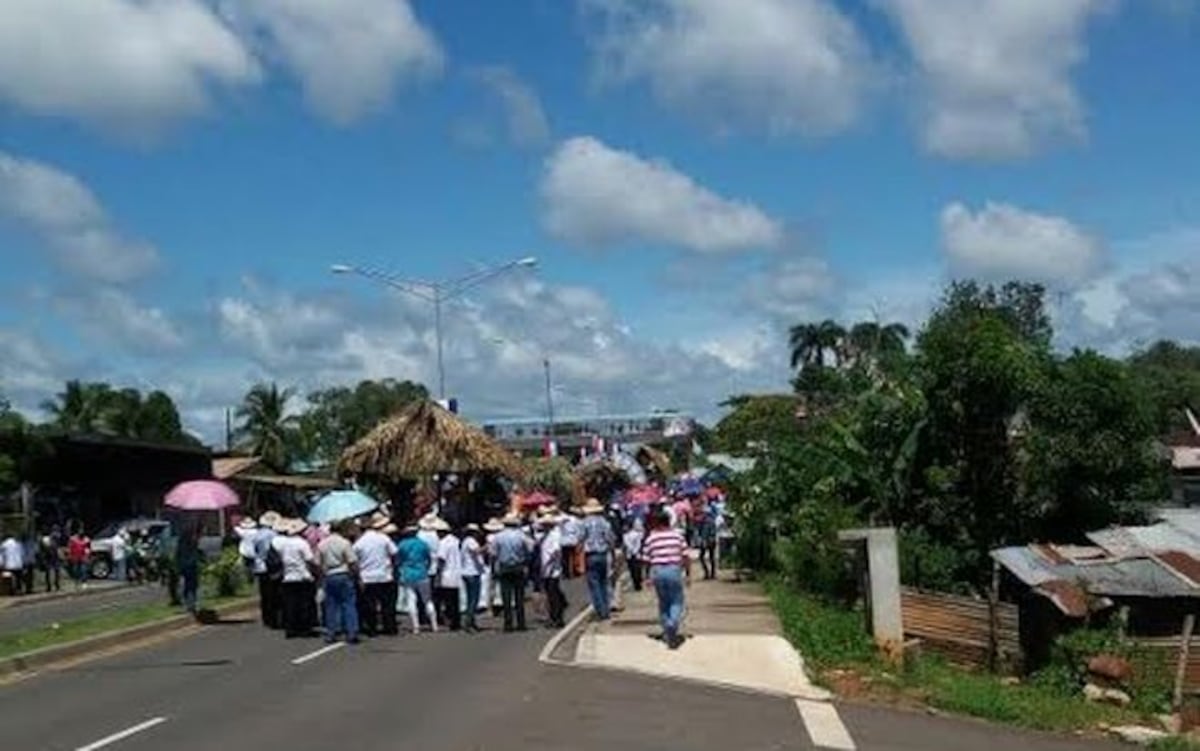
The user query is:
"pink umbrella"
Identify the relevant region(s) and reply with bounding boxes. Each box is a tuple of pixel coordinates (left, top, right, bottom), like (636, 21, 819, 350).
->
(165, 480, 240, 511)
(624, 484, 662, 506)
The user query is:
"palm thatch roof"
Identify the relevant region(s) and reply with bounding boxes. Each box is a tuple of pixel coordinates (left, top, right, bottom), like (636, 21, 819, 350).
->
(575, 459, 632, 501)
(636, 444, 673, 480)
(339, 400, 524, 480)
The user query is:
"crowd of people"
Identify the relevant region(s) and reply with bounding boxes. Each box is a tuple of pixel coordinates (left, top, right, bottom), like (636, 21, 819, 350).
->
(234, 480, 727, 650)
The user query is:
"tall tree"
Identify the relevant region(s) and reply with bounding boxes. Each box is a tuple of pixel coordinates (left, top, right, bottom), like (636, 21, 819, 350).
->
(1128, 340, 1200, 436)
(915, 282, 1048, 582)
(42, 380, 113, 434)
(236, 383, 298, 472)
(789, 323, 823, 370)
(297, 379, 428, 465)
(817, 320, 849, 367)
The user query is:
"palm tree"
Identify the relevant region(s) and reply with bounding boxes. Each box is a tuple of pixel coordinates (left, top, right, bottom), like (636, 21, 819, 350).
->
(789, 323, 823, 370)
(817, 320, 848, 368)
(879, 323, 911, 356)
(235, 382, 298, 472)
(41, 380, 112, 434)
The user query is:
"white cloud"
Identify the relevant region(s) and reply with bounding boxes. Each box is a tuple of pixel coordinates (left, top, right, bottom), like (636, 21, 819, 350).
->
(220, 0, 443, 124)
(586, 0, 873, 135)
(57, 288, 185, 354)
(940, 202, 1105, 286)
(743, 256, 838, 321)
(0, 151, 159, 283)
(881, 0, 1108, 159)
(471, 66, 550, 147)
(0, 329, 63, 411)
(0, 0, 259, 133)
(541, 136, 783, 253)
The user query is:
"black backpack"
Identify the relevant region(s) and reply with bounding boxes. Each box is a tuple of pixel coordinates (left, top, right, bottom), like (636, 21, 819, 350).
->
(265, 545, 284, 582)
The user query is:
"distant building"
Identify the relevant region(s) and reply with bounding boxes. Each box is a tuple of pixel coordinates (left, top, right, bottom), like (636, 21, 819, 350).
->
(478, 411, 695, 456)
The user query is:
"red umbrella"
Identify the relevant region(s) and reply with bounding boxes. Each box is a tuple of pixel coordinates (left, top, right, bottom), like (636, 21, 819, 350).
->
(515, 491, 558, 510)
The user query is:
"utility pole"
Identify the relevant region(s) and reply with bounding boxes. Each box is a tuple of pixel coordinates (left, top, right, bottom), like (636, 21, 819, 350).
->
(543, 358, 556, 441)
(225, 408, 233, 453)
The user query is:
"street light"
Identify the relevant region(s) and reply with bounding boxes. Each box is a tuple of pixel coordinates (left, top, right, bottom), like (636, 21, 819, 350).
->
(331, 256, 538, 399)
(488, 337, 556, 443)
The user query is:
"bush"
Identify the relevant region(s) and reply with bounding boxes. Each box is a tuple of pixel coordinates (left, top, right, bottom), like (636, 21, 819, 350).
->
(202, 546, 246, 599)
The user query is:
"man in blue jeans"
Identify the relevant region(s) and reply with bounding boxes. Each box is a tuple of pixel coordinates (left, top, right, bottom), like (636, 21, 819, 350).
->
(580, 498, 616, 620)
(317, 521, 360, 644)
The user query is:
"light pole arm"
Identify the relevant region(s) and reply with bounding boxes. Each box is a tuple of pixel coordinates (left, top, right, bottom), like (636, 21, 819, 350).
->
(441, 257, 536, 301)
(333, 265, 437, 302)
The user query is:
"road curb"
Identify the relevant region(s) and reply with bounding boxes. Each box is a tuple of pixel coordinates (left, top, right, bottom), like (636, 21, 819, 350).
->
(0, 597, 258, 679)
(0, 583, 133, 611)
(539, 604, 595, 666)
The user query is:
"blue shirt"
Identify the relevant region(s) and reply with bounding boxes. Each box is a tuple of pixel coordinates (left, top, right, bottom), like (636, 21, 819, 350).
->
(489, 528, 530, 570)
(396, 537, 432, 585)
(581, 515, 615, 554)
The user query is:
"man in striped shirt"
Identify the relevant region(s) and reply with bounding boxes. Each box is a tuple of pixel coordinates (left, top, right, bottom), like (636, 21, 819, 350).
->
(643, 508, 691, 650)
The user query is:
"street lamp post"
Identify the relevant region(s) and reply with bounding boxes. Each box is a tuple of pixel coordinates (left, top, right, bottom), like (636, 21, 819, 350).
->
(543, 357, 555, 442)
(331, 256, 537, 399)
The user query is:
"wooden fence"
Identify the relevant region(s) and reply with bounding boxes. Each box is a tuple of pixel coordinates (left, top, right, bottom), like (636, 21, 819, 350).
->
(901, 587, 1022, 670)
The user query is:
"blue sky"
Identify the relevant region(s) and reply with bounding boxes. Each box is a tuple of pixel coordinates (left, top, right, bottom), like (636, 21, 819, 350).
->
(2, 0, 1199, 442)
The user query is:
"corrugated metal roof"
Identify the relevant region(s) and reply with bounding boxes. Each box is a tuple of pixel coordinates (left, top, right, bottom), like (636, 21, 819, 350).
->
(1088, 525, 1200, 558)
(1156, 509, 1200, 543)
(1069, 557, 1195, 598)
(992, 547, 1059, 587)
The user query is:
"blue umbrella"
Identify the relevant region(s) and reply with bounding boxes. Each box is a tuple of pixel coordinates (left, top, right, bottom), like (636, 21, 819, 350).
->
(306, 489, 379, 525)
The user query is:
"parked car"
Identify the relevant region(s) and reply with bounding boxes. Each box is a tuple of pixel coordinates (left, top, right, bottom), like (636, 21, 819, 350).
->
(89, 519, 222, 579)
(89, 519, 171, 580)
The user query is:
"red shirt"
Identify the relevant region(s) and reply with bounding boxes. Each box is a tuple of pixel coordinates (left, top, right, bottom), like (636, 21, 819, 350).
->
(67, 536, 90, 563)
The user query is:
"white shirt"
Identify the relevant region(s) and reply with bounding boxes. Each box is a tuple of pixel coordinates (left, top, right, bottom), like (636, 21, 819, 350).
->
(1, 537, 22, 570)
(272, 535, 315, 583)
(353, 529, 397, 584)
(111, 532, 128, 562)
(539, 527, 563, 580)
(417, 530, 440, 575)
(460, 536, 484, 577)
(236, 526, 258, 558)
(436, 534, 462, 588)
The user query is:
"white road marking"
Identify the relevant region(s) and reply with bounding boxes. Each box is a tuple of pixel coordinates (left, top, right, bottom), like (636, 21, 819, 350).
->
(795, 699, 856, 750)
(76, 717, 167, 750)
(291, 642, 345, 665)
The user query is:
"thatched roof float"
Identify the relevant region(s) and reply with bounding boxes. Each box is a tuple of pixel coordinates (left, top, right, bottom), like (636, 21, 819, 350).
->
(339, 400, 524, 481)
(636, 444, 673, 481)
(575, 459, 632, 502)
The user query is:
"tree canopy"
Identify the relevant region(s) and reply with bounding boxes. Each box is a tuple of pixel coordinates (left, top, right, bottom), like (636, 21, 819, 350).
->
(734, 280, 1174, 594)
(40, 381, 193, 445)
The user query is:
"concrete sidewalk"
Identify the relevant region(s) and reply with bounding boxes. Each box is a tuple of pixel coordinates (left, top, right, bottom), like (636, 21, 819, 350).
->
(574, 571, 830, 701)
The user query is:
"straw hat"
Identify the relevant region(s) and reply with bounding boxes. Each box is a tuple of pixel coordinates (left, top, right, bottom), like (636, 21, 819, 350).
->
(402, 524, 419, 534)
(433, 518, 452, 533)
(259, 510, 282, 528)
(483, 518, 504, 533)
(272, 516, 291, 534)
(418, 514, 439, 531)
(368, 513, 391, 531)
(465, 523, 481, 533)
(236, 518, 257, 531)
(537, 513, 561, 527)
(502, 512, 522, 527)
(382, 523, 399, 535)
(581, 498, 605, 515)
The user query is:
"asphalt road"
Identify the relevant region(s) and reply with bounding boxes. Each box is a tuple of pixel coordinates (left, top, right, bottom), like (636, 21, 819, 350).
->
(0, 584, 165, 634)
(0, 585, 1125, 751)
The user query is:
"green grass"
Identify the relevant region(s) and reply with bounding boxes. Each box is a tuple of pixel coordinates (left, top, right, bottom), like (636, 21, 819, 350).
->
(0, 602, 184, 660)
(0, 587, 253, 662)
(765, 576, 1148, 734)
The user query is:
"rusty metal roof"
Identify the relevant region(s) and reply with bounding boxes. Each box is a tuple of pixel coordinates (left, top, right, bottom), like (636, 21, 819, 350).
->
(212, 456, 262, 479)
